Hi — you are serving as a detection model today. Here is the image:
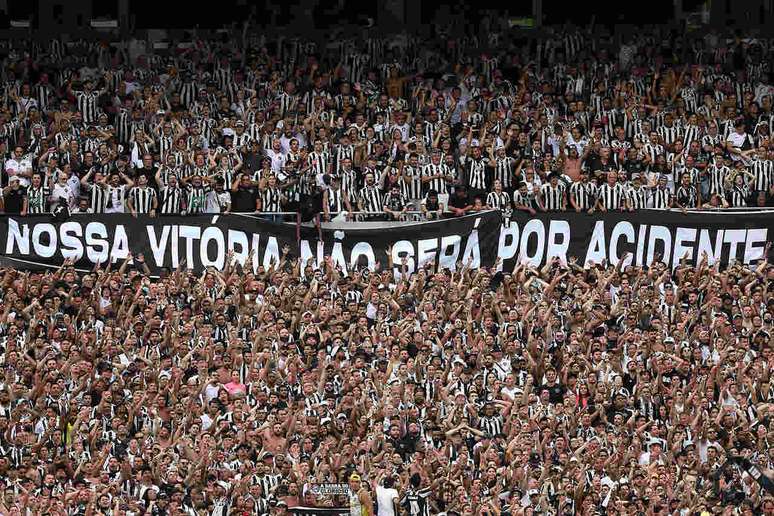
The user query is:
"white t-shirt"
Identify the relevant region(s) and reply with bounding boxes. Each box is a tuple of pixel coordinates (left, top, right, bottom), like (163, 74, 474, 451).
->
(375, 486, 398, 516)
(726, 131, 751, 163)
(51, 183, 76, 209)
(5, 158, 32, 187)
(267, 150, 287, 173)
(200, 413, 214, 431)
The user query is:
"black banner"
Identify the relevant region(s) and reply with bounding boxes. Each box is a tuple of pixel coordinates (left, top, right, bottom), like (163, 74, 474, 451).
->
(498, 210, 774, 271)
(0, 210, 771, 274)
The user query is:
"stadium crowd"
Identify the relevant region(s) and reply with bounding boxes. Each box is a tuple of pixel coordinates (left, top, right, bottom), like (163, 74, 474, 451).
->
(0, 24, 773, 220)
(0, 21, 772, 516)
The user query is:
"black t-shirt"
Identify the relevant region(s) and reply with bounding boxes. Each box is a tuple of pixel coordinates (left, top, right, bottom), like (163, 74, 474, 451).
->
(231, 186, 258, 212)
(540, 382, 565, 404)
(449, 191, 469, 209)
(390, 437, 413, 459)
(242, 152, 262, 175)
(4, 188, 25, 213)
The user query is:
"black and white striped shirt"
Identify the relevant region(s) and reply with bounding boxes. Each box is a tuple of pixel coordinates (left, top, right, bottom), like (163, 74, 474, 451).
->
(682, 125, 701, 147)
(569, 182, 596, 211)
(401, 487, 432, 516)
(326, 187, 346, 214)
(178, 81, 198, 108)
(339, 169, 358, 203)
(75, 90, 101, 124)
(708, 164, 730, 195)
(596, 183, 627, 210)
(702, 133, 722, 150)
(85, 183, 107, 213)
(751, 159, 773, 192)
(494, 156, 517, 191)
(402, 165, 423, 200)
(252, 474, 281, 500)
(159, 186, 185, 215)
(25, 185, 50, 214)
(260, 187, 283, 213)
(627, 185, 651, 210)
(466, 157, 489, 191)
(106, 184, 128, 212)
(421, 163, 451, 195)
(34, 84, 55, 112)
(308, 151, 331, 176)
(186, 185, 210, 214)
(359, 185, 383, 213)
(540, 183, 565, 211)
(727, 186, 749, 207)
(675, 185, 698, 208)
(478, 414, 504, 437)
(486, 191, 511, 211)
(276, 92, 298, 118)
(334, 145, 354, 174)
(512, 190, 538, 210)
(129, 186, 157, 214)
(115, 108, 132, 144)
(651, 187, 672, 209)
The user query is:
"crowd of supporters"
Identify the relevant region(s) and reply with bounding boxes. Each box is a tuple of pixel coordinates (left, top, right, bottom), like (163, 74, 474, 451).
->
(0, 22, 773, 516)
(0, 25, 773, 221)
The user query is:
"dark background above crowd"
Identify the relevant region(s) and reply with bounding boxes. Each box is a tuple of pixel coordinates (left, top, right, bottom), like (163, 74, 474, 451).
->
(0, 0, 768, 33)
